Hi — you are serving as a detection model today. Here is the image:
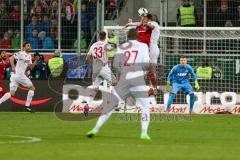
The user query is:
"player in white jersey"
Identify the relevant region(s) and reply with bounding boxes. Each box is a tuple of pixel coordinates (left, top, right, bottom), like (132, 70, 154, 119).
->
(144, 14, 160, 64)
(87, 28, 156, 140)
(0, 41, 40, 112)
(86, 31, 113, 89)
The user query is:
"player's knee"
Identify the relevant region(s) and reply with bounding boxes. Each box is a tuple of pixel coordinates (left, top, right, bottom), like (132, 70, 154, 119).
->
(28, 90, 35, 96)
(30, 85, 35, 91)
(10, 90, 15, 96)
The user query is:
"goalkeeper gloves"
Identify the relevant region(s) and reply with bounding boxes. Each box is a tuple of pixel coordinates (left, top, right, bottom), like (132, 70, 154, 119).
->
(194, 81, 200, 91)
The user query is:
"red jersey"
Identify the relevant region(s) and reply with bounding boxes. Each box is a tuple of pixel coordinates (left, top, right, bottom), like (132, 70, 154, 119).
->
(0, 58, 10, 97)
(0, 58, 10, 82)
(136, 25, 152, 46)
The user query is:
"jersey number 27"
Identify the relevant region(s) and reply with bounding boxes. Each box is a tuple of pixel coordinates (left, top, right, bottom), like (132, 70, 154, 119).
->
(124, 50, 138, 66)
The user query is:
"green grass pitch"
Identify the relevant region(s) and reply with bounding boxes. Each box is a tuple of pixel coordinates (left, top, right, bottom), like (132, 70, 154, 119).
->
(0, 113, 240, 160)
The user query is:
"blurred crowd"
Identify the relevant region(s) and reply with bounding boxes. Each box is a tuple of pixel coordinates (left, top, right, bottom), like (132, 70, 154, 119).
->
(0, 0, 125, 51)
(178, 0, 240, 27)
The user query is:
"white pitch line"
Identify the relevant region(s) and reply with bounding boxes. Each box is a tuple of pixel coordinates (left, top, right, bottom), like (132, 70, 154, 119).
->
(0, 135, 42, 144)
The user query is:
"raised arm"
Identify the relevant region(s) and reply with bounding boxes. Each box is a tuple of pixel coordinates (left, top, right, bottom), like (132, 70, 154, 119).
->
(124, 22, 141, 28)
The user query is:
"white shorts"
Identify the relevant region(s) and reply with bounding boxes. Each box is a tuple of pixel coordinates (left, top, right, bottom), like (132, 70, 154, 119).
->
(130, 85, 157, 106)
(10, 74, 33, 91)
(149, 44, 160, 64)
(99, 66, 112, 83)
(92, 66, 112, 88)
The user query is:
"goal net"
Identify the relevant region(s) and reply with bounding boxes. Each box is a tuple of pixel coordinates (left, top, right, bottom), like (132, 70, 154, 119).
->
(104, 26, 240, 114)
(158, 27, 240, 114)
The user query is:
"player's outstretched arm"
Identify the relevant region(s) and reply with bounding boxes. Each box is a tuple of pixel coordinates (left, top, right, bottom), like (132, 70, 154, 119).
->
(9, 55, 15, 71)
(124, 22, 141, 28)
(28, 56, 40, 70)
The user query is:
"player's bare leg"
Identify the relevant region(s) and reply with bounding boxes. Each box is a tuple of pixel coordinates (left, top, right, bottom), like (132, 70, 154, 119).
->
(24, 85, 35, 113)
(148, 64, 158, 96)
(0, 90, 14, 105)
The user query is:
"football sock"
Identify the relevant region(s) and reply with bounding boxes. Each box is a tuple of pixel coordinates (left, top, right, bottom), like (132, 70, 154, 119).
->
(0, 92, 11, 104)
(25, 90, 34, 107)
(166, 93, 176, 111)
(93, 110, 114, 132)
(189, 93, 195, 112)
(141, 106, 150, 135)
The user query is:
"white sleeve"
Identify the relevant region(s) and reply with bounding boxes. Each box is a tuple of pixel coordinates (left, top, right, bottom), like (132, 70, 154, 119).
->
(13, 52, 21, 59)
(128, 22, 141, 26)
(105, 43, 113, 51)
(116, 47, 122, 55)
(29, 55, 32, 64)
(149, 21, 160, 30)
(14, 52, 26, 60)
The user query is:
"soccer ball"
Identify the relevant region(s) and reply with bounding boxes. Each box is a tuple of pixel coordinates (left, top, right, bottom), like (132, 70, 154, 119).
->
(138, 8, 148, 16)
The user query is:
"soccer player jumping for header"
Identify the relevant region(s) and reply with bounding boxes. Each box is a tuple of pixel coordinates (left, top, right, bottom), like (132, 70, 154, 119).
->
(166, 55, 200, 114)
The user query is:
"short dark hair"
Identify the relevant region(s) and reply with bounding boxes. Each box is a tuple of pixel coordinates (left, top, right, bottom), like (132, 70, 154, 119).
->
(127, 28, 137, 40)
(146, 13, 153, 20)
(23, 41, 30, 48)
(99, 31, 106, 40)
(180, 55, 187, 59)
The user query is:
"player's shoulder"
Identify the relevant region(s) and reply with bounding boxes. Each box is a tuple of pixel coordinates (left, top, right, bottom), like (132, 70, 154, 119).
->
(14, 51, 23, 56)
(134, 40, 148, 48)
(27, 53, 32, 58)
(150, 21, 160, 27)
(89, 42, 98, 50)
(16, 51, 23, 54)
(150, 21, 159, 26)
(174, 64, 180, 69)
(91, 42, 98, 46)
(186, 64, 193, 69)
